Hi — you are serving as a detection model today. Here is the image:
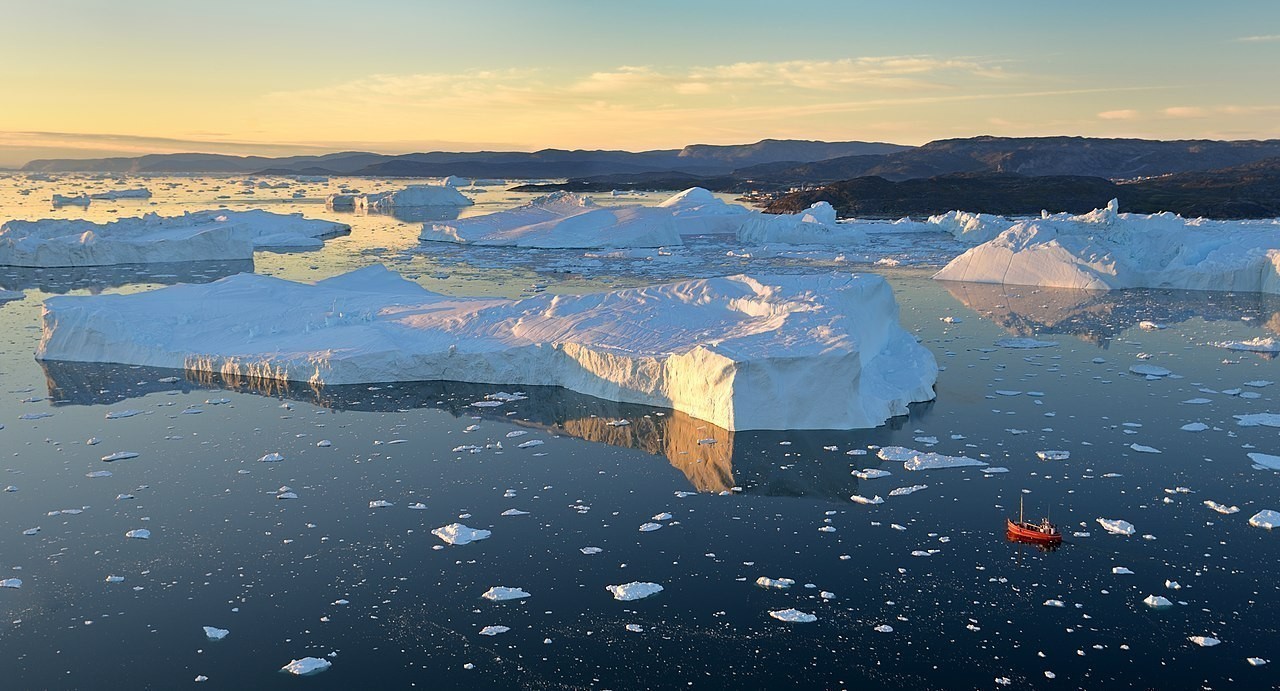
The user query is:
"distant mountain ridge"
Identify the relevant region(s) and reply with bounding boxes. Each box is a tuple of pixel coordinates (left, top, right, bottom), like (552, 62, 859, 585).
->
(20, 139, 911, 176)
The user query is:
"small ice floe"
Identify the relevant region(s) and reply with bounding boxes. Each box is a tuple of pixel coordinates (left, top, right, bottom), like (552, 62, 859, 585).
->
(316, 440, 332, 447)
(605, 419, 631, 427)
(482, 587, 530, 601)
(607, 582, 663, 601)
(755, 577, 795, 589)
(1235, 413, 1280, 428)
(877, 446, 985, 471)
(651, 512, 673, 521)
(1247, 510, 1279, 529)
(1129, 364, 1172, 377)
(1166, 580, 1182, 590)
(203, 627, 229, 641)
(125, 529, 151, 539)
(105, 409, 143, 419)
(505, 431, 528, 438)
(258, 452, 284, 463)
(579, 547, 603, 555)
(1096, 518, 1135, 536)
(638, 522, 663, 532)
(994, 391, 1021, 397)
(86, 471, 112, 478)
(431, 523, 491, 545)
(769, 608, 817, 623)
(21, 527, 38, 535)
(981, 467, 1010, 474)
(625, 624, 645, 632)
(1043, 599, 1066, 607)
(0, 578, 21, 589)
(1182, 398, 1212, 405)
(1112, 567, 1134, 575)
(1129, 444, 1161, 454)
(1190, 636, 1221, 647)
(100, 452, 139, 462)
(1244, 380, 1274, 388)
(852, 469, 891, 479)
(501, 509, 529, 516)
(995, 338, 1057, 349)
(1247, 657, 1269, 666)
(3, 486, 16, 492)
(105, 575, 124, 583)
(889, 485, 928, 496)
(277, 487, 298, 499)
(281, 657, 331, 675)
(1139, 321, 1164, 330)
(407, 502, 426, 510)
(1204, 501, 1239, 515)
(850, 494, 884, 505)
(1214, 337, 1280, 353)
(911, 550, 939, 557)
(1143, 595, 1174, 608)
(1247, 453, 1280, 470)
(86, 437, 101, 445)
(941, 316, 962, 324)
(874, 624, 894, 633)
(1181, 423, 1209, 432)
(479, 625, 510, 636)
(368, 500, 393, 509)
(516, 440, 544, 448)
(18, 413, 53, 420)
(1036, 450, 1069, 461)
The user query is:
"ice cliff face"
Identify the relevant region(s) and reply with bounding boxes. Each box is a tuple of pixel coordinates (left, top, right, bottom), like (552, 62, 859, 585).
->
(38, 265, 937, 431)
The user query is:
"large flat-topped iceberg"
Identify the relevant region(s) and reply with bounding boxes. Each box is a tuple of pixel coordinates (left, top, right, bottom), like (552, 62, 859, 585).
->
(421, 191, 683, 248)
(356, 185, 473, 210)
(38, 265, 937, 431)
(0, 210, 350, 267)
(934, 200, 1280, 293)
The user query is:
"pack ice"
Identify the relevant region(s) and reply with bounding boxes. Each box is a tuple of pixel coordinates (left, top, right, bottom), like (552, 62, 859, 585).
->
(0, 210, 350, 267)
(934, 200, 1280, 293)
(37, 265, 937, 431)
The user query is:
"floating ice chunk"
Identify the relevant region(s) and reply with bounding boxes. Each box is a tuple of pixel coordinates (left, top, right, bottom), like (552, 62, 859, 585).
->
(1043, 599, 1065, 607)
(994, 338, 1057, 349)
(281, 657, 331, 675)
(482, 587, 530, 601)
(0, 578, 20, 588)
(755, 577, 795, 589)
(1129, 444, 1161, 454)
(1166, 580, 1182, 590)
(478, 625, 510, 636)
(203, 627, 229, 641)
(850, 494, 884, 505)
(1112, 567, 1134, 575)
(37, 267, 938, 432)
(852, 468, 891, 479)
(1248, 453, 1280, 470)
(1190, 636, 1221, 647)
(1129, 364, 1172, 377)
(878, 446, 985, 471)
(1235, 413, 1280, 428)
(981, 467, 1010, 474)
(1096, 518, 1135, 536)
(101, 451, 139, 462)
(85, 471, 112, 478)
(125, 529, 151, 539)
(1204, 501, 1240, 515)
(874, 624, 894, 633)
(357, 185, 472, 211)
(316, 439, 331, 447)
(105, 575, 124, 583)
(407, 502, 426, 510)
(1248, 509, 1279, 529)
(607, 582, 663, 601)
(1143, 595, 1174, 608)
(18, 412, 52, 420)
(769, 608, 817, 623)
(500, 509, 529, 516)
(89, 188, 152, 200)
(1182, 398, 1212, 405)
(1036, 450, 1070, 461)
(431, 523, 491, 545)
(889, 485, 928, 496)
(258, 452, 284, 463)
(579, 547, 603, 555)
(22, 527, 39, 535)
(1244, 380, 1273, 388)
(516, 439, 544, 448)
(368, 500, 393, 509)
(625, 623, 644, 632)
(1247, 657, 1269, 666)
(423, 192, 677, 248)
(1181, 423, 1209, 432)
(1139, 321, 1164, 330)
(638, 522, 663, 532)
(1214, 337, 1280, 353)
(105, 409, 143, 419)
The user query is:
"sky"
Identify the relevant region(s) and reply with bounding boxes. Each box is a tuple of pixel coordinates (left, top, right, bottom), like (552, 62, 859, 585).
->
(1, 0, 1278, 166)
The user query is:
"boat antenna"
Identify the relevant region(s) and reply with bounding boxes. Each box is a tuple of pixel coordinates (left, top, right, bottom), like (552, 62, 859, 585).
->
(1020, 494, 1024, 524)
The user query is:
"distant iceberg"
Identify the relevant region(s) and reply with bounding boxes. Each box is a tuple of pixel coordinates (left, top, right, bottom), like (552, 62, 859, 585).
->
(934, 200, 1280, 293)
(0, 210, 349, 267)
(421, 191, 682, 248)
(356, 184, 473, 210)
(51, 193, 91, 207)
(37, 265, 937, 431)
(735, 202, 865, 244)
(89, 188, 152, 200)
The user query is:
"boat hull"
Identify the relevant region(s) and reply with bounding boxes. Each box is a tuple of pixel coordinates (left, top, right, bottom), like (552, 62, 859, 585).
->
(1006, 518, 1062, 544)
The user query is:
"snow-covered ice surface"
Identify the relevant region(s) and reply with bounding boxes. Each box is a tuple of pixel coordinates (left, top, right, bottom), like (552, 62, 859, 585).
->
(0, 210, 349, 267)
(421, 191, 683, 248)
(2, 175, 1280, 689)
(38, 267, 938, 431)
(935, 200, 1280, 294)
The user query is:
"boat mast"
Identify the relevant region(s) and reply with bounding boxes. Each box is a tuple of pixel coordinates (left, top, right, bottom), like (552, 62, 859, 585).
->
(1020, 495, 1024, 524)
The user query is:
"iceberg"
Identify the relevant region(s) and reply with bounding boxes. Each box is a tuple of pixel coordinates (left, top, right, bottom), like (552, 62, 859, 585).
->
(606, 582, 663, 601)
(0, 210, 349, 267)
(736, 202, 866, 245)
(89, 188, 152, 200)
(657, 187, 755, 235)
(38, 265, 937, 431)
(281, 657, 331, 676)
(927, 210, 1015, 245)
(51, 194, 91, 206)
(355, 184, 472, 210)
(934, 200, 1280, 294)
(421, 191, 681, 248)
(1248, 509, 1279, 529)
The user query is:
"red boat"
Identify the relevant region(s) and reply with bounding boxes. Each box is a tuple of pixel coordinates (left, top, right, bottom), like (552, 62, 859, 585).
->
(1006, 497, 1062, 545)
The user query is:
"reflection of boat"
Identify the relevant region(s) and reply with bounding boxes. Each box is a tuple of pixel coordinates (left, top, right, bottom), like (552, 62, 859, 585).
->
(1006, 497, 1062, 546)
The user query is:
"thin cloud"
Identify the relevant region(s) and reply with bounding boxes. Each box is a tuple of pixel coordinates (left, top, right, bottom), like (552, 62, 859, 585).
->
(1235, 34, 1280, 42)
(1098, 109, 1140, 120)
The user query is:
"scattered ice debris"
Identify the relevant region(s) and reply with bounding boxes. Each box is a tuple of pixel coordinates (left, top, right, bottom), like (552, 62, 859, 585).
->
(607, 582, 663, 601)
(638, 522, 663, 532)
(889, 485, 928, 496)
(755, 577, 795, 589)
(877, 446, 985, 471)
(1112, 567, 1134, 575)
(258, 452, 284, 463)
(368, 500, 393, 509)
(100, 451, 139, 462)
(281, 657, 332, 676)
(1247, 510, 1279, 529)
(431, 523, 491, 545)
(1, 578, 21, 589)
(104, 409, 143, 419)
(482, 587, 530, 601)
(1036, 450, 1070, 461)
(994, 338, 1057, 349)
(850, 494, 884, 505)
(1247, 453, 1280, 470)
(1143, 595, 1174, 608)
(1129, 444, 1161, 454)
(1190, 636, 1222, 647)
(478, 626, 510, 636)
(1096, 518, 1135, 536)
(768, 609, 817, 623)
(203, 627, 229, 641)
(852, 468, 891, 479)
(125, 529, 151, 539)
(1214, 337, 1280, 353)
(1235, 413, 1280, 428)
(1204, 501, 1240, 515)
